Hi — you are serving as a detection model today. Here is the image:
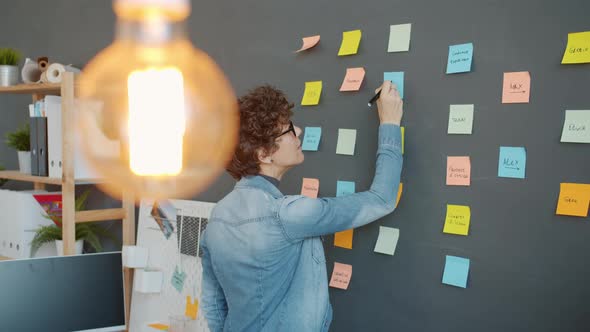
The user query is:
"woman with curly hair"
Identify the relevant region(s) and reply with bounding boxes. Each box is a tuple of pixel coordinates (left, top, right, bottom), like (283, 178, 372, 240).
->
(201, 81, 404, 332)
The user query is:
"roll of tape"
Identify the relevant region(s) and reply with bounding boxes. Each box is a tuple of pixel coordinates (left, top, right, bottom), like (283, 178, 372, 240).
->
(45, 63, 81, 83)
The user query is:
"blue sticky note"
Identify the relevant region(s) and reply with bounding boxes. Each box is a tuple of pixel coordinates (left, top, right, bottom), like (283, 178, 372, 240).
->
(336, 181, 355, 197)
(498, 146, 526, 179)
(171, 267, 186, 293)
(446, 43, 474, 74)
(442, 255, 470, 288)
(301, 127, 322, 151)
(383, 72, 405, 98)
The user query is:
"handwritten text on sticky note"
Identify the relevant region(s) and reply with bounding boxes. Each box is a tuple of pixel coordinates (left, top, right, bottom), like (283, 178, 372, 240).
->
(301, 178, 319, 198)
(443, 204, 471, 236)
(301, 81, 322, 106)
(561, 110, 590, 143)
(561, 31, 590, 64)
(446, 43, 474, 74)
(498, 146, 526, 179)
(556, 183, 590, 217)
(502, 71, 531, 103)
(329, 262, 352, 289)
(447, 156, 471, 186)
(448, 104, 474, 134)
(302, 127, 322, 151)
(340, 67, 365, 91)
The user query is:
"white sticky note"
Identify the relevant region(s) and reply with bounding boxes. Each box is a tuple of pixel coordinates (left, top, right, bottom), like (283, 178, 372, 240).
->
(336, 129, 357, 155)
(374, 226, 400, 256)
(448, 104, 474, 134)
(561, 110, 590, 143)
(388, 23, 411, 52)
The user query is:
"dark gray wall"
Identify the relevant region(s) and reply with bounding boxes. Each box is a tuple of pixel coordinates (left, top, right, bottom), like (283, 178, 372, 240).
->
(1, 1, 589, 331)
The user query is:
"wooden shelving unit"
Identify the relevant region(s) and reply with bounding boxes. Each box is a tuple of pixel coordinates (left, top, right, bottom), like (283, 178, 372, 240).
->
(0, 73, 135, 329)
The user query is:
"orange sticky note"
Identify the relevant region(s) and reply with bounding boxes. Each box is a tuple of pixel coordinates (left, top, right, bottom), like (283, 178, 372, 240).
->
(185, 296, 198, 320)
(295, 35, 320, 52)
(329, 262, 352, 289)
(301, 178, 319, 198)
(502, 71, 531, 103)
(148, 323, 169, 331)
(334, 229, 353, 249)
(339, 67, 365, 91)
(556, 183, 590, 217)
(396, 183, 403, 208)
(446, 156, 471, 186)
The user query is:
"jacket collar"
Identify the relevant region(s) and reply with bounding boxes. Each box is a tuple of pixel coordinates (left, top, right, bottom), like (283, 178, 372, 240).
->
(235, 175, 284, 199)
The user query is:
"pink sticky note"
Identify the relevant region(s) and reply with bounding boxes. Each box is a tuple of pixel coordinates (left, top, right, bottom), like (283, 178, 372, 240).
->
(339, 67, 365, 91)
(502, 71, 531, 103)
(329, 262, 352, 290)
(295, 35, 320, 53)
(446, 156, 471, 186)
(301, 178, 319, 198)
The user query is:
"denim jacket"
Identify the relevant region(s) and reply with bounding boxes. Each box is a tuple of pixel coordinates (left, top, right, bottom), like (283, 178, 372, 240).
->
(201, 124, 403, 332)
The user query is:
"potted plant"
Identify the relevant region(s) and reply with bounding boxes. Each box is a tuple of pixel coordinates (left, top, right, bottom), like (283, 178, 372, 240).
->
(4, 123, 31, 174)
(30, 190, 120, 256)
(0, 48, 21, 86)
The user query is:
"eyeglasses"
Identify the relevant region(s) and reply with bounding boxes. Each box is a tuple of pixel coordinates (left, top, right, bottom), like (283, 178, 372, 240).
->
(276, 121, 296, 138)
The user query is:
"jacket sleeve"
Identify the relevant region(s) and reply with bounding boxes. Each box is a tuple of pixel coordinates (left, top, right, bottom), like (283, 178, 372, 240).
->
(200, 234, 228, 332)
(278, 124, 403, 240)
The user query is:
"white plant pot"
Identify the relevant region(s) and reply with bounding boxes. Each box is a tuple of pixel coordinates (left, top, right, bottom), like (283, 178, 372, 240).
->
(17, 151, 31, 174)
(134, 269, 163, 294)
(0, 65, 19, 86)
(122, 245, 149, 268)
(55, 239, 84, 256)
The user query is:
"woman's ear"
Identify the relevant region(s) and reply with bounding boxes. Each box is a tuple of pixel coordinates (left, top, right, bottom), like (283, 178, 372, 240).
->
(257, 148, 273, 164)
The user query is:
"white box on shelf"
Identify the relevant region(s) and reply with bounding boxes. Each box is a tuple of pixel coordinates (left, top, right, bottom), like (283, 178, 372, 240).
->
(122, 245, 149, 268)
(0, 189, 59, 258)
(134, 269, 163, 294)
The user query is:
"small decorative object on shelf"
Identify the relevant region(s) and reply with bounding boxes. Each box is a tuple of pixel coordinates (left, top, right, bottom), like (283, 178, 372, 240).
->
(0, 48, 21, 86)
(4, 123, 31, 174)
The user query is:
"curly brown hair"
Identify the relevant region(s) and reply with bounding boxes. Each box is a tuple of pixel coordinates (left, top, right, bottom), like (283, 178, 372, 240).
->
(227, 85, 294, 180)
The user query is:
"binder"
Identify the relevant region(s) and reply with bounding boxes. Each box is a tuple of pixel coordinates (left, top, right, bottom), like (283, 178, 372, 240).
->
(29, 116, 39, 175)
(37, 117, 48, 176)
(46, 96, 62, 178)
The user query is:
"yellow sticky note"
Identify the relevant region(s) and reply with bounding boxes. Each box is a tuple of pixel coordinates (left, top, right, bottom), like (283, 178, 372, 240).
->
(396, 183, 403, 208)
(185, 296, 198, 320)
(295, 35, 320, 52)
(561, 31, 590, 64)
(443, 204, 471, 236)
(556, 183, 590, 217)
(334, 229, 353, 249)
(148, 323, 169, 331)
(401, 126, 405, 154)
(301, 81, 322, 106)
(338, 30, 362, 56)
(301, 178, 319, 198)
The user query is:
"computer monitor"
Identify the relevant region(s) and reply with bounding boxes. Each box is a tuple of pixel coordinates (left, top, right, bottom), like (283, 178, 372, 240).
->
(0, 252, 126, 332)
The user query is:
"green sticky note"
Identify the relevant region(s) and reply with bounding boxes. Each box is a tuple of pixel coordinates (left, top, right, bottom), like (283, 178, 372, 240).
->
(374, 226, 400, 256)
(387, 23, 411, 52)
(171, 267, 186, 293)
(336, 129, 357, 155)
(561, 110, 590, 143)
(448, 104, 474, 134)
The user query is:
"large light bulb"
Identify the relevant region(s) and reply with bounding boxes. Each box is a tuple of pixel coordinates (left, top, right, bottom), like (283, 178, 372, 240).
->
(78, 0, 238, 199)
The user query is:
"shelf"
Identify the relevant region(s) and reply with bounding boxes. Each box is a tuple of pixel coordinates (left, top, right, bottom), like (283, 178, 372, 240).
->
(0, 83, 61, 95)
(0, 170, 103, 185)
